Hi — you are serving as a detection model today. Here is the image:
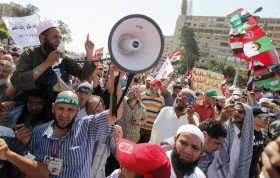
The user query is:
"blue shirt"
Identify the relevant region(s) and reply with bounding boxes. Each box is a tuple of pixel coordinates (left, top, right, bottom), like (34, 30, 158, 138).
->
(28, 110, 112, 178)
(198, 151, 214, 176)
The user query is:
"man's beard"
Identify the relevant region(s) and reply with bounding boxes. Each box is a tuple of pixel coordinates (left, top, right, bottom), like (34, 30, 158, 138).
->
(171, 147, 199, 176)
(216, 104, 223, 112)
(128, 94, 137, 101)
(43, 39, 56, 56)
(0, 78, 8, 85)
(173, 103, 187, 113)
(53, 111, 76, 130)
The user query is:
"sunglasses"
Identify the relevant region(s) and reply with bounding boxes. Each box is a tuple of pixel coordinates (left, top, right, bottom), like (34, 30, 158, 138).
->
(257, 116, 271, 120)
(178, 95, 193, 104)
(235, 109, 245, 114)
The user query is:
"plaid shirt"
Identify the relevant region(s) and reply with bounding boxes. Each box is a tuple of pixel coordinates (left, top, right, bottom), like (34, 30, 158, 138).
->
(117, 97, 147, 142)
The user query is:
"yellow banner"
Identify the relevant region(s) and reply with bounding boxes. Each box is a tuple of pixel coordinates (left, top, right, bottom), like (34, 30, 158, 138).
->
(191, 68, 224, 95)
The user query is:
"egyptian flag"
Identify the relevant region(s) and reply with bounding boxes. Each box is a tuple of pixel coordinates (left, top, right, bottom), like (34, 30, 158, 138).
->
(92, 47, 104, 60)
(168, 50, 183, 63)
(229, 29, 251, 62)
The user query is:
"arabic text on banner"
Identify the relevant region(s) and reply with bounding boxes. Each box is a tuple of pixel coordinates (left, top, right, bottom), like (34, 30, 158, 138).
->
(2, 14, 40, 48)
(191, 68, 224, 95)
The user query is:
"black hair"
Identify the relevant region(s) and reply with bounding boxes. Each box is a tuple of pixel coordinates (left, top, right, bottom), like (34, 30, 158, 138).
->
(11, 52, 20, 57)
(195, 91, 203, 97)
(173, 84, 182, 90)
(198, 119, 227, 139)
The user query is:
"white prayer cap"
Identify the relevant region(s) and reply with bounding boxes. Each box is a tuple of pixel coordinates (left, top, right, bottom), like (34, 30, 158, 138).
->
(177, 125, 204, 144)
(36, 20, 58, 35)
(181, 88, 196, 99)
(259, 98, 271, 105)
(232, 89, 242, 96)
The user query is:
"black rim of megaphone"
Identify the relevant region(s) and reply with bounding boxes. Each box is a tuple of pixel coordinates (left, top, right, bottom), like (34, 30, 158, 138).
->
(108, 14, 164, 74)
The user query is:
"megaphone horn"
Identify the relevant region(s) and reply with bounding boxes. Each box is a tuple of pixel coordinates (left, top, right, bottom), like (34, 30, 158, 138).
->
(108, 14, 164, 74)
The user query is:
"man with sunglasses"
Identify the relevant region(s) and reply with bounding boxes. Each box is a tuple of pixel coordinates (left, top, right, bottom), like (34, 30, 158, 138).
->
(149, 89, 200, 144)
(249, 107, 272, 178)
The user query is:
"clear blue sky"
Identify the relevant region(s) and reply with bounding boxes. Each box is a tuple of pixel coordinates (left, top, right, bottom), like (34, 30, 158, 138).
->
(2, 0, 280, 53)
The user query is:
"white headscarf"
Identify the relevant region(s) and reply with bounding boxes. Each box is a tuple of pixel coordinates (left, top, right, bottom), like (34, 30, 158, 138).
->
(216, 102, 254, 178)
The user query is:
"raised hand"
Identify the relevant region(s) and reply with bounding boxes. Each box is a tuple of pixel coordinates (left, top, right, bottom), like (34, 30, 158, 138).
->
(14, 124, 32, 145)
(84, 34, 94, 60)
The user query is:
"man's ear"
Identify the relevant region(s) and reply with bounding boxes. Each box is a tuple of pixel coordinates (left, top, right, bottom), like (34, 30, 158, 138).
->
(39, 34, 45, 43)
(52, 102, 55, 113)
(202, 131, 208, 138)
(174, 135, 177, 142)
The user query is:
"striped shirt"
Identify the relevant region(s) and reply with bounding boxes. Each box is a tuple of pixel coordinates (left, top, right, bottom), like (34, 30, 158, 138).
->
(140, 92, 165, 131)
(28, 110, 111, 178)
(91, 132, 115, 178)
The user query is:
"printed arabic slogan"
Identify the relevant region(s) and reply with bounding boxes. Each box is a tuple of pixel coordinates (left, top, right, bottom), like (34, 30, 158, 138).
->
(1, 14, 40, 48)
(191, 68, 224, 95)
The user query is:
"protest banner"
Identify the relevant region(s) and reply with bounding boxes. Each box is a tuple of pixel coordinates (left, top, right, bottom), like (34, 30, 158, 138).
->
(2, 14, 40, 48)
(191, 68, 224, 95)
(155, 58, 174, 80)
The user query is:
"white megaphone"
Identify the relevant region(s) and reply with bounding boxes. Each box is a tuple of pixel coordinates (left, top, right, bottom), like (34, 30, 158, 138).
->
(108, 14, 164, 74)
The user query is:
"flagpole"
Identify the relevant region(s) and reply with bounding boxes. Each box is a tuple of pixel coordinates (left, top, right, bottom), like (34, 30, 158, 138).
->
(233, 57, 241, 86)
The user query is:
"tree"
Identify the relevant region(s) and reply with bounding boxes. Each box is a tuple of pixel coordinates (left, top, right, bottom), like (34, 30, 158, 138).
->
(238, 69, 249, 85)
(13, 4, 39, 17)
(0, 20, 10, 40)
(200, 59, 236, 83)
(57, 20, 72, 44)
(177, 25, 199, 74)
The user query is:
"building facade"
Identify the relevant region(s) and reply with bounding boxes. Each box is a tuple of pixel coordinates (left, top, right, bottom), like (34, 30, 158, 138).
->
(169, 0, 280, 68)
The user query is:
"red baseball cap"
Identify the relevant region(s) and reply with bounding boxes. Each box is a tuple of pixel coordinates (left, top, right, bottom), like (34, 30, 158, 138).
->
(149, 79, 162, 87)
(117, 138, 171, 178)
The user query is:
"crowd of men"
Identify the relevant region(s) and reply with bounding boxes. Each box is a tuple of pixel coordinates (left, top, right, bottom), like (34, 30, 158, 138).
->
(0, 20, 280, 178)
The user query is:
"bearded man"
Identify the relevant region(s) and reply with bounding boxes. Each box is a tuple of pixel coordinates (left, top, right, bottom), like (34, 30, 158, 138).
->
(215, 96, 226, 118)
(10, 20, 96, 114)
(167, 124, 206, 178)
(0, 65, 124, 178)
(0, 60, 14, 101)
(150, 89, 200, 144)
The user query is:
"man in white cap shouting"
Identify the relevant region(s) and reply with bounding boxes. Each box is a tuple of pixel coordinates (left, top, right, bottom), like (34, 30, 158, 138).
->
(10, 20, 96, 120)
(166, 124, 206, 178)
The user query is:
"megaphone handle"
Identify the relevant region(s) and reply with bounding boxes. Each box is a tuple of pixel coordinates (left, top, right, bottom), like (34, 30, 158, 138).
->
(112, 74, 120, 117)
(116, 74, 134, 110)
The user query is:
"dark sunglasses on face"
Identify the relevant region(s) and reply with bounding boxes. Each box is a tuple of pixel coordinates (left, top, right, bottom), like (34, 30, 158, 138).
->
(235, 109, 245, 114)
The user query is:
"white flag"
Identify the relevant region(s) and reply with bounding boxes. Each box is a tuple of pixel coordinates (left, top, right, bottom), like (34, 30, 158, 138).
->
(155, 58, 174, 80)
(2, 14, 40, 48)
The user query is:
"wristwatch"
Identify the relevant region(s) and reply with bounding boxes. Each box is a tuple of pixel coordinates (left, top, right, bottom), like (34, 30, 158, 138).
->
(33, 67, 40, 76)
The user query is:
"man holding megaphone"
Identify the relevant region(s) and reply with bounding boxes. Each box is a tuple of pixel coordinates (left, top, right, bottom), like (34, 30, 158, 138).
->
(10, 20, 97, 123)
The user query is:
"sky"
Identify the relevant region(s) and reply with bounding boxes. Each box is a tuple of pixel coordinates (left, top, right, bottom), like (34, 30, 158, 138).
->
(2, 0, 280, 53)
